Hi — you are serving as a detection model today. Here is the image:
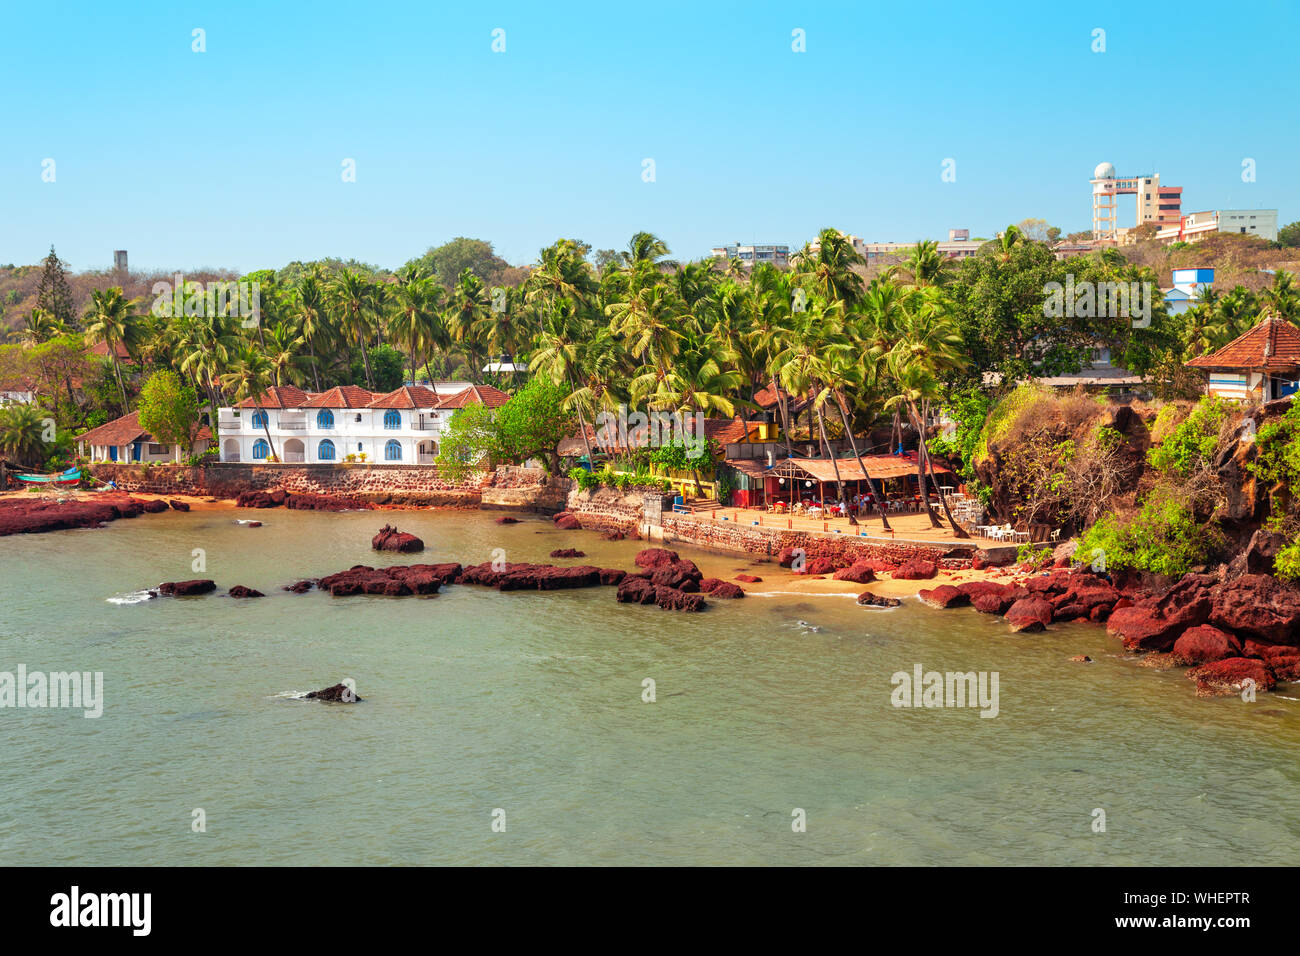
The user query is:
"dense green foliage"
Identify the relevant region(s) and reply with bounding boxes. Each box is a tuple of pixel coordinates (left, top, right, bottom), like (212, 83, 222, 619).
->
(492, 376, 571, 473)
(137, 370, 201, 446)
(1078, 492, 1212, 577)
(434, 403, 499, 482)
(1148, 396, 1232, 478)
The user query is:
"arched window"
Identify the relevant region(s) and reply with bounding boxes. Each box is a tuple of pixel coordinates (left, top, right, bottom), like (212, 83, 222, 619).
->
(318, 439, 336, 461)
(250, 409, 268, 428)
(384, 439, 403, 461)
(252, 439, 270, 460)
(316, 409, 334, 429)
(384, 409, 400, 430)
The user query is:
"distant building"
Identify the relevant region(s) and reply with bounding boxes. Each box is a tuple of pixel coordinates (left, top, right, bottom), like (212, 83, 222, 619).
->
(1187, 316, 1300, 401)
(710, 242, 789, 267)
(113, 250, 128, 272)
(1161, 268, 1214, 315)
(1155, 209, 1279, 244)
(837, 229, 980, 263)
(1091, 162, 1182, 239)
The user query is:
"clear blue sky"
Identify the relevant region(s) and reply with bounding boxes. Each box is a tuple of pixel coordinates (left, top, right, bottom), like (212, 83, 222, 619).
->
(3, 0, 1296, 273)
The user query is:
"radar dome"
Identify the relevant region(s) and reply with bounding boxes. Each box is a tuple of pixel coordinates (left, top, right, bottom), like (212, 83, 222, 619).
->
(1094, 162, 1116, 179)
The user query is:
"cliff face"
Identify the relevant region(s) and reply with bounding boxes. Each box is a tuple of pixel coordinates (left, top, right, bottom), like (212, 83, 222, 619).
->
(973, 399, 1151, 536)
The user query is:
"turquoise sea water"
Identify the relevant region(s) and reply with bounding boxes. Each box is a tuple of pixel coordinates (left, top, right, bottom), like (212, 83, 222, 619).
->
(0, 507, 1297, 865)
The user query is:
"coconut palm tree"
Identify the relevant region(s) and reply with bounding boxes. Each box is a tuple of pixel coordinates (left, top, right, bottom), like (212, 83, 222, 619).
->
(83, 287, 141, 408)
(0, 403, 51, 468)
(295, 270, 330, 391)
(791, 228, 865, 306)
(328, 269, 378, 387)
(219, 346, 279, 460)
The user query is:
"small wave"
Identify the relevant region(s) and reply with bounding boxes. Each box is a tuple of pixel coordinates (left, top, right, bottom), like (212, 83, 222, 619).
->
(270, 690, 311, 700)
(747, 590, 860, 599)
(107, 589, 157, 605)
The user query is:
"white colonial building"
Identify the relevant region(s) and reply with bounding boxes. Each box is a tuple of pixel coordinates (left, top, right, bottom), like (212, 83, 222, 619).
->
(216, 382, 509, 464)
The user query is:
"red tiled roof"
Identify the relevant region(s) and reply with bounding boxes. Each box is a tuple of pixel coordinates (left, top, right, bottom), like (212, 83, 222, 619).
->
(75, 410, 211, 446)
(368, 385, 440, 409)
(1187, 317, 1300, 370)
(300, 385, 374, 408)
(234, 385, 312, 409)
(703, 417, 754, 445)
(437, 384, 511, 409)
(89, 340, 131, 360)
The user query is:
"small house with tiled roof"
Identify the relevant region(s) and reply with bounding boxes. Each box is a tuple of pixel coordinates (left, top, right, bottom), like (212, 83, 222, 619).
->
(1186, 316, 1300, 402)
(215, 381, 510, 464)
(75, 410, 212, 463)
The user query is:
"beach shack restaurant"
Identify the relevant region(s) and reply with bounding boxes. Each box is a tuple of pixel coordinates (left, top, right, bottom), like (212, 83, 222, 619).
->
(734, 453, 952, 513)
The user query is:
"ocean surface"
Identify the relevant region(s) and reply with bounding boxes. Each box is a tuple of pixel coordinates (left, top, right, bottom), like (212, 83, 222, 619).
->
(1, 507, 1297, 866)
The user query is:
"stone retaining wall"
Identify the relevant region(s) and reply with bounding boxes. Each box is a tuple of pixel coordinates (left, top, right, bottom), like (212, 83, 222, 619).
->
(89, 462, 492, 507)
(480, 467, 571, 514)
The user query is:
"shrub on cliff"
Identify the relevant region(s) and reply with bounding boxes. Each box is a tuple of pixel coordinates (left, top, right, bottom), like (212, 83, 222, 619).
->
(1148, 395, 1233, 480)
(1078, 491, 1217, 577)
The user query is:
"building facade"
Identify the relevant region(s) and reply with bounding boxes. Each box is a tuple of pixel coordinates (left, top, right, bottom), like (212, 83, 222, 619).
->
(1155, 209, 1279, 244)
(709, 242, 790, 267)
(216, 383, 509, 464)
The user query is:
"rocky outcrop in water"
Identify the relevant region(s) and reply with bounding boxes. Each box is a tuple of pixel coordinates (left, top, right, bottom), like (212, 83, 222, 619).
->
(615, 575, 707, 611)
(857, 592, 902, 608)
(167, 499, 190, 511)
(918, 585, 969, 609)
(283, 580, 315, 593)
(372, 524, 424, 553)
(228, 585, 264, 598)
(305, 682, 362, 702)
(158, 579, 217, 596)
(699, 578, 745, 598)
(318, 563, 461, 596)
(553, 512, 581, 530)
(549, 548, 586, 558)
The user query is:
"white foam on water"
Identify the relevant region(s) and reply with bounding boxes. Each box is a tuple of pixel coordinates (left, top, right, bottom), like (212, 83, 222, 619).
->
(107, 589, 157, 605)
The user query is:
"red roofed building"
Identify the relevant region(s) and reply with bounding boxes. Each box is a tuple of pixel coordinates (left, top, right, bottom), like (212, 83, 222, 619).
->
(1186, 316, 1300, 401)
(75, 410, 213, 463)
(215, 381, 510, 464)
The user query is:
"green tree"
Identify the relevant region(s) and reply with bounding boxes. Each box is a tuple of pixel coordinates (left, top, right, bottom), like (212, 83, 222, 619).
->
(83, 287, 141, 409)
(493, 376, 571, 473)
(407, 238, 510, 289)
(35, 246, 75, 329)
(0, 404, 52, 468)
(435, 403, 500, 482)
(137, 370, 201, 453)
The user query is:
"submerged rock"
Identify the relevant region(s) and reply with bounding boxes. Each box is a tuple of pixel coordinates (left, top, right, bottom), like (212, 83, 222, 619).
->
(735, 573, 763, 583)
(283, 580, 316, 593)
(495, 516, 520, 524)
(549, 548, 586, 558)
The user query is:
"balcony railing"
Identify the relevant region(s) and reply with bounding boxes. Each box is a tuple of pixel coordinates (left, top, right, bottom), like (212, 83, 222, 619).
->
(283, 452, 305, 463)
(218, 418, 241, 430)
(279, 421, 308, 430)
(411, 420, 438, 430)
